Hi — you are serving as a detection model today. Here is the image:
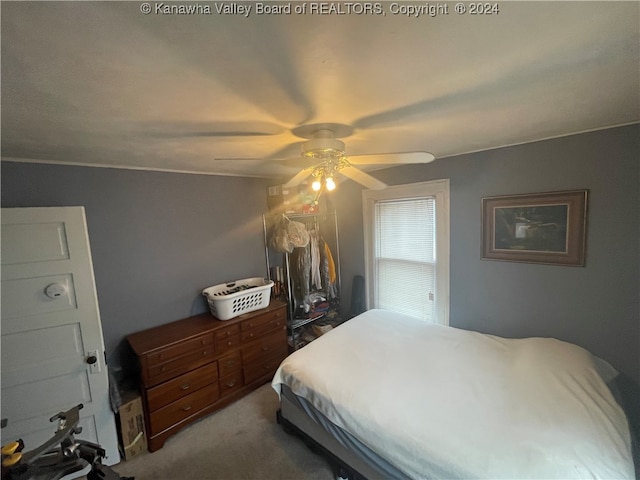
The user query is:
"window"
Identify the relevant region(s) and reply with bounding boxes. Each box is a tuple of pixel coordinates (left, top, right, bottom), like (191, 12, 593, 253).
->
(363, 179, 449, 325)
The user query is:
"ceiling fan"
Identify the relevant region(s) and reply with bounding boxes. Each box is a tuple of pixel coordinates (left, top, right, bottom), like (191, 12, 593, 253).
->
(217, 122, 435, 191)
(283, 123, 434, 191)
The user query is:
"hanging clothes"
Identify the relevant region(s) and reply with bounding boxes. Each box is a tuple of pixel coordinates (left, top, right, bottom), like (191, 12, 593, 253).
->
(324, 241, 336, 284)
(310, 229, 322, 290)
(291, 242, 312, 313)
(269, 215, 293, 253)
(268, 215, 309, 253)
(287, 219, 310, 248)
(321, 238, 338, 300)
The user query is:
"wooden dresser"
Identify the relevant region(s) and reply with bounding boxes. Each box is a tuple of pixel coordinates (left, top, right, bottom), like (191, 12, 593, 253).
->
(126, 300, 287, 451)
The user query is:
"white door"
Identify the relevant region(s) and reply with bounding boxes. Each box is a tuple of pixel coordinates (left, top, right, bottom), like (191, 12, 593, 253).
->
(1, 207, 120, 466)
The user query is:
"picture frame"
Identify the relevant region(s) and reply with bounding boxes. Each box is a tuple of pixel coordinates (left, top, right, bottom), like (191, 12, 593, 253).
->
(481, 190, 588, 266)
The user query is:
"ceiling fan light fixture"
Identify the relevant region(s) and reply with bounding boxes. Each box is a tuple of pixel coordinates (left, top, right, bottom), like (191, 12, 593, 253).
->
(301, 137, 346, 159)
(285, 123, 431, 191)
(325, 177, 336, 191)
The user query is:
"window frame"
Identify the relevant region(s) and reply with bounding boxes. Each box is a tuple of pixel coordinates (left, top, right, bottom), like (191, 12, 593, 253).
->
(362, 179, 450, 325)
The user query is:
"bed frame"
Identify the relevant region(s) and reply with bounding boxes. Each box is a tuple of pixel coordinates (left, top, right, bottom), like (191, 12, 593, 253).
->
(277, 385, 411, 480)
(277, 409, 363, 480)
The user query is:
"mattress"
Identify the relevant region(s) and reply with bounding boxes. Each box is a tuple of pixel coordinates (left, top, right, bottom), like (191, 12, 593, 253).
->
(280, 383, 410, 479)
(272, 309, 634, 479)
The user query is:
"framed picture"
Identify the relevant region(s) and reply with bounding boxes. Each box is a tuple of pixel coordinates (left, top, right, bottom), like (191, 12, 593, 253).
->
(482, 190, 588, 266)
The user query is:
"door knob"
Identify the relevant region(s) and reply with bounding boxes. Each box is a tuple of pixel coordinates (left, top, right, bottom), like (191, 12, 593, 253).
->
(86, 355, 97, 365)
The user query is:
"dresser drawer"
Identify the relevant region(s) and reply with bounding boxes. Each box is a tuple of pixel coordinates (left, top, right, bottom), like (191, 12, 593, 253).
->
(216, 335, 241, 354)
(146, 347, 215, 386)
(147, 362, 218, 412)
(149, 384, 219, 436)
(215, 324, 239, 341)
(215, 324, 240, 353)
(218, 351, 241, 377)
(243, 352, 286, 385)
(241, 330, 288, 365)
(219, 372, 243, 397)
(147, 333, 214, 365)
(240, 308, 286, 342)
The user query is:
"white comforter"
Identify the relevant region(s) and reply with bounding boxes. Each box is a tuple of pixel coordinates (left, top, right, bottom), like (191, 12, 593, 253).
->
(272, 309, 634, 479)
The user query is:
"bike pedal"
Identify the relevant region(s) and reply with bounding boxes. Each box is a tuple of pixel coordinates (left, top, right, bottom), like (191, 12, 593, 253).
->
(1, 440, 22, 456)
(2, 452, 22, 467)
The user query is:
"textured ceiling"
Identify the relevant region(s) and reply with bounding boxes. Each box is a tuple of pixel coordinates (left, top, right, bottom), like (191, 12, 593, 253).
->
(1, 1, 638, 182)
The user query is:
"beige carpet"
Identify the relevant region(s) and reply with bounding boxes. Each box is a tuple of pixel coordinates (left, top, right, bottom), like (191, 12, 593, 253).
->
(112, 383, 335, 480)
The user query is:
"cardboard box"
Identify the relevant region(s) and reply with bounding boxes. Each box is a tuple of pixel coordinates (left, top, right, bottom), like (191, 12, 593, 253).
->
(117, 390, 147, 460)
(267, 184, 300, 214)
(267, 184, 318, 214)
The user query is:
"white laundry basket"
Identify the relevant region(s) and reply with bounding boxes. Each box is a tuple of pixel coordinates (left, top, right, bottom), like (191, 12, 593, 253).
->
(202, 277, 273, 320)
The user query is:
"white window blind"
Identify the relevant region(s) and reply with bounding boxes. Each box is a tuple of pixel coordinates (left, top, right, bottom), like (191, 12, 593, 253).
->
(363, 179, 449, 325)
(375, 198, 436, 321)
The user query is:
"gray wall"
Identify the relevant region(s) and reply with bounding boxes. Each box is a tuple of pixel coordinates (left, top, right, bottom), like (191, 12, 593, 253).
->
(2, 125, 638, 388)
(334, 124, 640, 385)
(1, 163, 272, 373)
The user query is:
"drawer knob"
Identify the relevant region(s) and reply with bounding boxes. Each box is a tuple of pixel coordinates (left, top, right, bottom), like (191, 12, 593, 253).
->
(249, 333, 254, 338)
(227, 341, 232, 346)
(180, 384, 190, 391)
(225, 361, 234, 367)
(262, 346, 269, 351)
(226, 381, 236, 388)
(182, 405, 192, 412)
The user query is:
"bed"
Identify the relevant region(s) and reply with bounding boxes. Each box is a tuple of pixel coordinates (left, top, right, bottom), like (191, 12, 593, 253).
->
(271, 309, 635, 479)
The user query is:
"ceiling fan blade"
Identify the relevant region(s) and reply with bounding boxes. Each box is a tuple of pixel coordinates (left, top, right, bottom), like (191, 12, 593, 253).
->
(213, 156, 268, 161)
(266, 142, 304, 160)
(283, 168, 313, 188)
(214, 142, 304, 163)
(347, 151, 435, 165)
(145, 20, 313, 126)
(146, 121, 284, 138)
(339, 166, 387, 190)
(214, 156, 317, 172)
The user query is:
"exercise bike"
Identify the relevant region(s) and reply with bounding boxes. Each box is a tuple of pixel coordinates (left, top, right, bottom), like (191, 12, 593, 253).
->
(1, 404, 133, 480)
